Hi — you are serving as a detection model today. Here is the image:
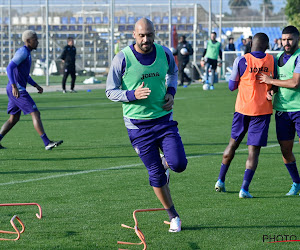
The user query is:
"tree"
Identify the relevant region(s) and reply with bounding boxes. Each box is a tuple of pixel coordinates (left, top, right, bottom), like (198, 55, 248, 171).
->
(285, 0, 300, 28)
(260, 0, 274, 17)
(228, 0, 251, 15)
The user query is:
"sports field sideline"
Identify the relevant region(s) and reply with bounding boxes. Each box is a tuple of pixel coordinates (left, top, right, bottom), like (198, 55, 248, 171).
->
(0, 81, 300, 249)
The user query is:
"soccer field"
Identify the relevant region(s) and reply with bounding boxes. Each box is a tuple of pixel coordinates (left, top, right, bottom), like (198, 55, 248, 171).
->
(0, 83, 300, 249)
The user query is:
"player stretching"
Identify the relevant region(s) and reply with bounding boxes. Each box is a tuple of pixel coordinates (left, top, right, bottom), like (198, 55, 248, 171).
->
(214, 33, 276, 198)
(106, 18, 187, 232)
(258, 26, 300, 195)
(0, 30, 63, 150)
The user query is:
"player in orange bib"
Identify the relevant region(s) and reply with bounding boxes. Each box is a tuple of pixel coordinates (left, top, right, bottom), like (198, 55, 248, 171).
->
(214, 33, 276, 198)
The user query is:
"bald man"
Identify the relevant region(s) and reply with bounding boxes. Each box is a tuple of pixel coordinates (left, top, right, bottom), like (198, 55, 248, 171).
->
(214, 33, 276, 198)
(106, 18, 187, 232)
(0, 30, 63, 150)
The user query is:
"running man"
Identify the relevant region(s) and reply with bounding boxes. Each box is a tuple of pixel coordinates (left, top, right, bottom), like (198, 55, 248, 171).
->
(0, 30, 63, 150)
(106, 18, 187, 232)
(258, 25, 300, 195)
(214, 33, 276, 198)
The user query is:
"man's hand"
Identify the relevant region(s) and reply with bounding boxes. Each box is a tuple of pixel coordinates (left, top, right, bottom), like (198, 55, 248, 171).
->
(267, 89, 274, 101)
(258, 73, 273, 85)
(12, 84, 20, 98)
(36, 84, 43, 94)
(134, 82, 151, 100)
(162, 93, 174, 111)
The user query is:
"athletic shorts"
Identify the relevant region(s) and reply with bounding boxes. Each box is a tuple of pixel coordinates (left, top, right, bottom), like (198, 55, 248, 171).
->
(275, 111, 300, 141)
(206, 58, 218, 70)
(7, 88, 38, 115)
(231, 112, 271, 146)
(127, 115, 187, 188)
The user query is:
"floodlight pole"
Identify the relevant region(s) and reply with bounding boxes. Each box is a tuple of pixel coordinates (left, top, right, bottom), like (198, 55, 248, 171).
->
(109, 0, 115, 65)
(168, 0, 172, 48)
(45, 0, 49, 86)
(219, 0, 222, 42)
(208, 0, 212, 35)
(193, 3, 197, 65)
(8, 0, 11, 60)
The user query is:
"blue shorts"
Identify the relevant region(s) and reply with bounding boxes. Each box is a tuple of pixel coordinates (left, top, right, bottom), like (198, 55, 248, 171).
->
(231, 112, 271, 146)
(7, 88, 38, 115)
(275, 111, 300, 141)
(127, 115, 187, 188)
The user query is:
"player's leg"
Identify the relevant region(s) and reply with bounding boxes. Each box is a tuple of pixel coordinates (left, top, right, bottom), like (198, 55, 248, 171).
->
(276, 111, 300, 195)
(0, 90, 23, 148)
(178, 62, 184, 86)
(70, 67, 76, 92)
(30, 110, 63, 150)
(215, 112, 248, 192)
(128, 128, 181, 232)
(209, 60, 218, 90)
(239, 114, 271, 198)
(62, 68, 69, 93)
(0, 112, 21, 148)
(239, 145, 261, 198)
(205, 60, 210, 83)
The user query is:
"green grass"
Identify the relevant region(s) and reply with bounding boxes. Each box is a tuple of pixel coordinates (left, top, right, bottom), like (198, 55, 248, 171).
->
(0, 83, 300, 249)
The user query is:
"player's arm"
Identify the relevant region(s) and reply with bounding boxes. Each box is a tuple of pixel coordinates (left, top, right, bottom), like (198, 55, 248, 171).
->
(105, 52, 150, 102)
(28, 76, 43, 94)
(228, 56, 243, 91)
(6, 47, 28, 98)
(163, 47, 178, 111)
(258, 55, 300, 88)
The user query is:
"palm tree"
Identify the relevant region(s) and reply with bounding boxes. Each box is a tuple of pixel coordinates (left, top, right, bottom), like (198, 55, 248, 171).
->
(229, 0, 251, 15)
(260, 0, 274, 17)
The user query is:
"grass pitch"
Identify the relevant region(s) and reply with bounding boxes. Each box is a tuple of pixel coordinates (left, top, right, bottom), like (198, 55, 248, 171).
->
(0, 82, 300, 249)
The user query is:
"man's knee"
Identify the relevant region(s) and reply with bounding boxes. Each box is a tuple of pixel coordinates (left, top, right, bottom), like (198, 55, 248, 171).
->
(168, 157, 187, 173)
(149, 172, 167, 187)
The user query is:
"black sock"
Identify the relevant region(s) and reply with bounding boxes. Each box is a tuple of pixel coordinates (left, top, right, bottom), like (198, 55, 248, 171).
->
(166, 205, 179, 221)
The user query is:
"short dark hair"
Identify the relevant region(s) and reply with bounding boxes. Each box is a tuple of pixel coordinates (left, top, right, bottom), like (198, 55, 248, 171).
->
(211, 32, 217, 36)
(67, 37, 74, 41)
(282, 25, 300, 37)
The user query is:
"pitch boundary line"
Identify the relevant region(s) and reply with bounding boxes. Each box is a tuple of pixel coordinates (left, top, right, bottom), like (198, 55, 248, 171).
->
(0, 143, 282, 186)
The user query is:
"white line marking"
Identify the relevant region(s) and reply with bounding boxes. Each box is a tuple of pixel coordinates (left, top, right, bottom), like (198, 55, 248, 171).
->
(0, 143, 283, 187)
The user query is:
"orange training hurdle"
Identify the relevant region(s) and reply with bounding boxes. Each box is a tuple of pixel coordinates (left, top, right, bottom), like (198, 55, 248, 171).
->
(0, 203, 42, 241)
(118, 208, 169, 250)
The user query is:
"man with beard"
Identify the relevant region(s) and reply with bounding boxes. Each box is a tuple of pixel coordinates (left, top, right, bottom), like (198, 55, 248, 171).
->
(258, 25, 300, 195)
(106, 18, 187, 232)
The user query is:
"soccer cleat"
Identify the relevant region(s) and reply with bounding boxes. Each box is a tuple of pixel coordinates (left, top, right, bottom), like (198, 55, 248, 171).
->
(286, 182, 300, 195)
(210, 85, 215, 90)
(0, 144, 6, 149)
(239, 189, 253, 198)
(62, 90, 67, 93)
(169, 216, 181, 233)
(215, 179, 226, 192)
(70, 90, 77, 93)
(45, 140, 63, 150)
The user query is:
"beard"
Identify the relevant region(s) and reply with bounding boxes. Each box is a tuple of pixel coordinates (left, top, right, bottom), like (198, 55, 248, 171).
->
(284, 43, 297, 55)
(136, 41, 153, 53)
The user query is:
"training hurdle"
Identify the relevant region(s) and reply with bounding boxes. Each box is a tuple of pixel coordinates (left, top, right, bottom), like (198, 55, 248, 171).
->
(118, 208, 170, 250)
(0, 203, 42, 241)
